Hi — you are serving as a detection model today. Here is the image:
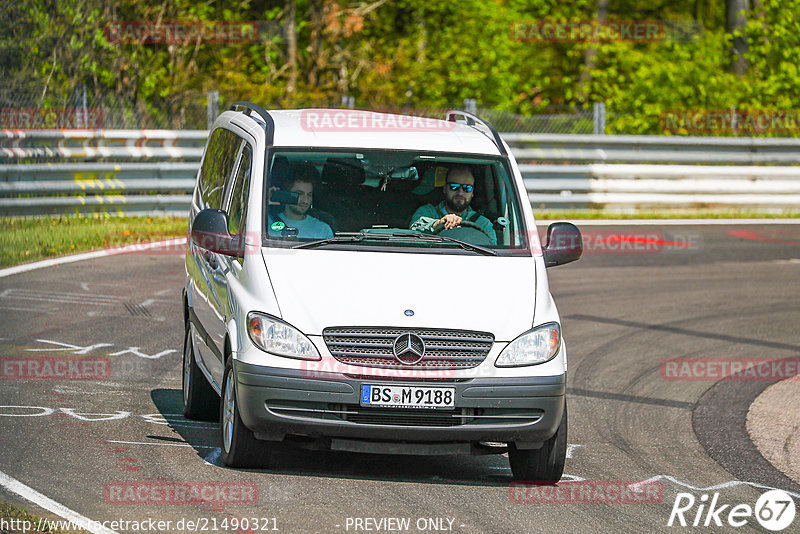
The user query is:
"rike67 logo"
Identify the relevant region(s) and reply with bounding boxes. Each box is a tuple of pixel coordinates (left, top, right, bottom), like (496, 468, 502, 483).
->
(668, 489, 796, 531)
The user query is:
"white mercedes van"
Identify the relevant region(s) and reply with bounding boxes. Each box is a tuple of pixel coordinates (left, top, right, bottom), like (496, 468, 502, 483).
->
(183, 102, 582, 481)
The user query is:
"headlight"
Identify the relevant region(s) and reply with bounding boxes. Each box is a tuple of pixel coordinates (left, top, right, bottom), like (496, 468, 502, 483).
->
(495, 322, 560, 367)
(247, 312, 320, 360)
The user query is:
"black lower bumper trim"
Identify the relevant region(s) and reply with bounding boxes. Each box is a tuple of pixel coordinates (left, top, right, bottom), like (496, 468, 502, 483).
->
(234, 361, 566, 446)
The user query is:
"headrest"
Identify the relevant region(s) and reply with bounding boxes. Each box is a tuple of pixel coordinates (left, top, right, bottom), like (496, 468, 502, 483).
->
(412, 166, 446, 195)
(270, 156, 290, 190)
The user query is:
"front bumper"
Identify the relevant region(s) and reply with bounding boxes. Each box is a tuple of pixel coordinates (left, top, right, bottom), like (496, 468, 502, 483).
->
(234, 360, 565, 449)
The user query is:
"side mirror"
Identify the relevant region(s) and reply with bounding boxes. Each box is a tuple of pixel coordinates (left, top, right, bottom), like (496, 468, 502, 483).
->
(191, 209, 243, 257)
(543, 222, 582, 267)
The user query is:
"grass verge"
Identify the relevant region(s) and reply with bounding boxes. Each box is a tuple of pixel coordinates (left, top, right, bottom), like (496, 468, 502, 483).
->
(0, 501, 85, 533)
(0, 216, 187, 268)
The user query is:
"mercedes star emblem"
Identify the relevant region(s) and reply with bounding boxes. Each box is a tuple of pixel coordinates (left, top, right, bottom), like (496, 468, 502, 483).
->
(392, 333, 426, 365)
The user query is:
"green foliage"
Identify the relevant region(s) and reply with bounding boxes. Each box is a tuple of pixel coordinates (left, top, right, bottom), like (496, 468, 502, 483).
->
(3, 0, 800, 135)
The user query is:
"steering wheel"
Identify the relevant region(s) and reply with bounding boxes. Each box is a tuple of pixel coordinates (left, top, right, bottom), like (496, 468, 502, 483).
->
(433, 219, 494, 240)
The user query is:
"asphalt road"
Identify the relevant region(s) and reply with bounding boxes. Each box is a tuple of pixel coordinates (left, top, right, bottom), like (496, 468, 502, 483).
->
(1, 223, 799, 533)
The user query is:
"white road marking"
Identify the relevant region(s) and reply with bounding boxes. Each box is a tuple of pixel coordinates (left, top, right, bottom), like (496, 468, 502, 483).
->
(139, 299, 156, 307)
(154, 289, 171, 297)
(0, 406, 55, 416)
(105, 440, 216, 449)
(26, 339, 113, 354)
(107, 347, 177, 360)
(22, 339, 177, 359)
(58, 409, 130, 421)
(566, 443, 583, 458)
(0, 468, 119, 534)
(629, 474, 800, 499)
(0, 407, 218, 430)
(0, 237, 187, 279)
(0, 305, 48, 313)
(80, 282, 91, 291)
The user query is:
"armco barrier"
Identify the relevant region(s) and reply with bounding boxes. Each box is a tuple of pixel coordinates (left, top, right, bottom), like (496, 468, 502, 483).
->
(2, 129, 800, 215)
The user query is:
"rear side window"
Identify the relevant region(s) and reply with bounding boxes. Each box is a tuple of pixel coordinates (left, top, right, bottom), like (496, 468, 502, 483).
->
(197, 128, 241, 209)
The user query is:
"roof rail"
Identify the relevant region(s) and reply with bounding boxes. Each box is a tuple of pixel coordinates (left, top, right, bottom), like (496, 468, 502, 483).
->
(445, 110, 507, 156)
(230, 101, 275, 145)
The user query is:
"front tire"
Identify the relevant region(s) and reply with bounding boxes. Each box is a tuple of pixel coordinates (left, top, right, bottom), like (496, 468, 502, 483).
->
(182, 326, 219, 421)
(219, 358, 269, 468)
(508, 403, 567, 482)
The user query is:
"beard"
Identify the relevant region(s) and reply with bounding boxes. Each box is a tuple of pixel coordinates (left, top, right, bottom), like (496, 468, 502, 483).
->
(287, 203, 310, 217)
(445, 196, 468, 213)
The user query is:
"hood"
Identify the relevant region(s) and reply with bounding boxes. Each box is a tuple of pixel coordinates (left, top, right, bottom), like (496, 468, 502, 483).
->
(261, 248, 536, 341)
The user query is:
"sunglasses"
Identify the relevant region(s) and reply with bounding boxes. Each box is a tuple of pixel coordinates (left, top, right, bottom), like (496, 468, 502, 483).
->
(447, 183, 474, 193)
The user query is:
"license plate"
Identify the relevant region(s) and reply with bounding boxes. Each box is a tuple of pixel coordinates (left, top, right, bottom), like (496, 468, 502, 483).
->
(360, 385, 455, 409)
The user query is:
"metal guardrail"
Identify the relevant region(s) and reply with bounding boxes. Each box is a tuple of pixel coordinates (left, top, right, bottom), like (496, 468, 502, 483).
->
(0, 129, 206, 160)
(2, 130, 800, 216)
(505, 134, 800, 164)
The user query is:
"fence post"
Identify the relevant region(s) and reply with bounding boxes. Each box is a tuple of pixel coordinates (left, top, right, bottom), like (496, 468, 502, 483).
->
(593, 102, 606, 135)
(463, 98, 477, 115)
(81, 84, 88, 129)
(207, 90, 219, 129)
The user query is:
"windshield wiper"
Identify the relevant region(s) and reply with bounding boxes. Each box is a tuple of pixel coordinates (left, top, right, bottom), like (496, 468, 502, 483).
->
(294, 231, 497, 255)
(292, 232, 390, 249)
(393, 232, 498, 256)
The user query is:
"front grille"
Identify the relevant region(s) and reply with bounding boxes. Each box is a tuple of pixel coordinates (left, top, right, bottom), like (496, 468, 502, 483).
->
(341, 407, 476, 427)
(323, 326, 494, 370)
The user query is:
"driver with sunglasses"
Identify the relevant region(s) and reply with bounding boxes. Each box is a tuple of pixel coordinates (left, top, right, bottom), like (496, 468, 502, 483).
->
(409, 165, 497, 244)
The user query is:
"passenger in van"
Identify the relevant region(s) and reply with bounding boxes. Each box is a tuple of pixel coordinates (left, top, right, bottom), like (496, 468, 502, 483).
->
(268, 168, 334, 239)
(409, 165, 497, 244)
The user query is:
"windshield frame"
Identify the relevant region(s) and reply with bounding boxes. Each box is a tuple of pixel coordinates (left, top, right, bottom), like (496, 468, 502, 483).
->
(260, 146, 531, 257)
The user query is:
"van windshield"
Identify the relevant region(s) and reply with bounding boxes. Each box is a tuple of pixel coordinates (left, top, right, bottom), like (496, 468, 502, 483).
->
(263, 149, 529, 253)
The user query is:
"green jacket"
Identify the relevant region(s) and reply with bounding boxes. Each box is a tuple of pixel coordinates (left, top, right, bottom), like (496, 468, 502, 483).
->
(409, 201, 497, 245)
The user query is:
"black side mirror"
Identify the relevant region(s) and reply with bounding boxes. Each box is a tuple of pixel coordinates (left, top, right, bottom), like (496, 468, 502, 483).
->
(191, 209, 243, 257)
(543, 222, 582, 267)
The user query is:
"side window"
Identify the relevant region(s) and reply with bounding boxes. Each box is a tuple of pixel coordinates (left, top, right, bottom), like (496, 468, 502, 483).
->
(226, 144, 252, 236)
(206, 130, 240, 209)
(197, 129, 223, 207)
(198, 128, 240, 209)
